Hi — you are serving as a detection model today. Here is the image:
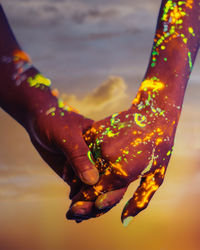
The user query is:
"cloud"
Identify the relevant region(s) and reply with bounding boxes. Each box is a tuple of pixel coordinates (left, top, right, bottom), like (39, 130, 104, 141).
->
(2, 0, 158, 32)
(61, 76, 131, 120)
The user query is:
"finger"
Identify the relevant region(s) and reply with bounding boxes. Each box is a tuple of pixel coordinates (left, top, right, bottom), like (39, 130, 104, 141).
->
(62, 162, 83, 199)
(59, 136, 99, 185)
(66, 163, 128, 221)
(30, 135, 66, 177)
(30, 137, 81, 199)
(71, 164, 127, 205)
(66, 200, 118, 221)
(69, 178, 82, 199)
(121, 165, 166, 227)
(68, 187, 127, 219)
(95, 187, 127, 210)
(68, 201, 94, 218)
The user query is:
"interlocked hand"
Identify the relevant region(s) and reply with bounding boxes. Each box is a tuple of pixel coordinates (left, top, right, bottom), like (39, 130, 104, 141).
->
(66, 86, 179, 225)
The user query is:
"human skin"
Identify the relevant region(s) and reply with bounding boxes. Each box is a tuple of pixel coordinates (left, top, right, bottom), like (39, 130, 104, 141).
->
(0, 5, 99, 186)
(67, 0, 200, 225)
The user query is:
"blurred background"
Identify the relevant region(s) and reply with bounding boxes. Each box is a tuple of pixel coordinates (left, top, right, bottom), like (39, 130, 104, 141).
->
(0, 0, 200, 249)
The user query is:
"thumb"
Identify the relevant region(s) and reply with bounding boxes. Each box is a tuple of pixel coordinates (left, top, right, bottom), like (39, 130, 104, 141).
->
(121, 166, 166, 227)
(59, 135, 99, 185)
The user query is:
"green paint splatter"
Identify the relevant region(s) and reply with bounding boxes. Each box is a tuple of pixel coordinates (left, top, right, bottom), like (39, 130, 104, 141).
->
(27, 74, 51, 88)
(115, 156, 122, 163)
(166, 150, 171, 156)
(134, 114, 146, 128)
(103, 127, 120, 137)
(118, 123, 126, 130)
(188, 52, 193, 71)
(123, 217, 133, 227)
(87, 151, 95, 165)
(110, 113, 119, 126)
(124, 158, 128, 163)
(46, 107, 56, 115)
(188, 27, 195, 37)
(58, 98, 65, 108)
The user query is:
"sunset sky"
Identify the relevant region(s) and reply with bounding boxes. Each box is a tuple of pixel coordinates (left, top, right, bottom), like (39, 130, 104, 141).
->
(0, 0, 200, 249)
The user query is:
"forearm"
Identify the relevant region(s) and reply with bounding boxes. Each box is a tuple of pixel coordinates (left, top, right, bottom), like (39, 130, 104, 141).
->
(0, 5, 59, 129)
(133, 0, 200, 113)
(0, 62, 58, 129)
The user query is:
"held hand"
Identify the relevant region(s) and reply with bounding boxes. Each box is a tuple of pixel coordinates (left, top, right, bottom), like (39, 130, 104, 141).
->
(0, 48, 99, 187)
(67, 89, 179, 224)
(27, 105, 99, 186)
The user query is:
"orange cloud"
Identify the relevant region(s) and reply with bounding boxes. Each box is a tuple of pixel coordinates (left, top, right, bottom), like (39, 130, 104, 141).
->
(61, 76, 131, 120)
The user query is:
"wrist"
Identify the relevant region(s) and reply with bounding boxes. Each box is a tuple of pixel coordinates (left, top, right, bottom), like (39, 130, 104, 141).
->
(20, 69, 59, 130)
(132, 76, 185, 121)
(0, 54, 58, 129)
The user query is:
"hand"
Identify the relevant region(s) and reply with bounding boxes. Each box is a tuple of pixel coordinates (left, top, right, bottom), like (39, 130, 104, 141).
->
(26, 103, 99, 187)
(0, 47, 99, 187)
(66, 89, 179, 224)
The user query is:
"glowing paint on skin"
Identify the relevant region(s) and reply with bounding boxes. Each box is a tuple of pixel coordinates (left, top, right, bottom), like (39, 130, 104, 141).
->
(87, 151, 95, 165)
(93, 138, 102, 159)
(102, 127, 119, 138)
(110, 113, 119, 126)
(137, 185, 159, 208)
(155, 138, 163, 145)
(71, 0, 197, 222)
(188, 52, 193, 71)
(51, 88, 59, 97)
(27, 73, 51, 88)
(150, 0, 194, 68)
(139, 78, 164, 92)
(62, 104, 80, 113)
(123, 150, 129, 155)
(185, 0, 193, 9)
(134, 167, 165, 209)
(93, 185, 104, 196)
(123, 217, 133, 227)
(141, 149, 157, 175)
(134, 113, 146, 128)
(188, 27, 195, 36)
(166, 150, 171, 156)
(117, 123, 127, 130)
(115, 156, 122, 163)
(58, 98, 65, 108)
(46, 107, 56, 115)
(111, 163, 128, 177)
(162, 0, 173, 22)
(13, 50, 31, 62)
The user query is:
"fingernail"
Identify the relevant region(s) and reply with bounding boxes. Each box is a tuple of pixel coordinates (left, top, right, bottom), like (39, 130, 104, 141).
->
(71, 203, 87, 216)
(96, 196, 108, 209)
(97, 203, 108, 210)
(73, 208, 87, 216)
(122, 217, 133, 227)
(80, 168, 99, 185)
